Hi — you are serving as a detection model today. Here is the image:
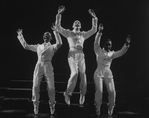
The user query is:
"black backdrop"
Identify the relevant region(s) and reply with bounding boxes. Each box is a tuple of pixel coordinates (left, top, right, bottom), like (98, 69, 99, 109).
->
(0, 0, 149, 97)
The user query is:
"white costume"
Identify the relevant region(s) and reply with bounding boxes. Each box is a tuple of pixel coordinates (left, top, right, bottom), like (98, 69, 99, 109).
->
(55, 12, 98, 102)
(94, 31, 130, 115)
(17, 31, 62, 110)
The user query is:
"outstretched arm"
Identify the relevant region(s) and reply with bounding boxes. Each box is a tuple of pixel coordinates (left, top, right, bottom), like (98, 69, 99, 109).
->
(112, 35, 131, 59)
(55, 5, 70, 38)
(94, 24, 103, 52)
(17, 29, 38, 52)
(82, 9, 98, 40)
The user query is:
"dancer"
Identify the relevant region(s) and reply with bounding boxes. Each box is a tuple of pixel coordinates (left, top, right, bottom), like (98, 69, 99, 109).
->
(94, 24, 131, 116)
(17, 28, 62, 115)
(54, 6, 98, 105)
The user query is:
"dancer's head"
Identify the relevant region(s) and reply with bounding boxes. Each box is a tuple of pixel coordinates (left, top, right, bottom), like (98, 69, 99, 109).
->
(73, 20, 81, 32)
(104, 39, 112, 52)
(43, 32, 52, 43)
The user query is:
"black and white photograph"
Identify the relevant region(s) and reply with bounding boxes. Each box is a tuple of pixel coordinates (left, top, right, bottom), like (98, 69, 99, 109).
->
(0, 0, 149, 118)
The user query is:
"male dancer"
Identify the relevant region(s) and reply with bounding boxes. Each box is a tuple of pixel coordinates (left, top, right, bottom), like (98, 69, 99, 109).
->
(54, 6, 98, 105)
(94, 24, 131, 116)
(17, 28, 62, 115)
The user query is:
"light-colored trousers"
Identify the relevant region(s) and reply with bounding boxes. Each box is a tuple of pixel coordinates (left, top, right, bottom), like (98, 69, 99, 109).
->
(66, 53, 87, 96)
(32, 61, 55, 106)
(94, 68, 116, 108)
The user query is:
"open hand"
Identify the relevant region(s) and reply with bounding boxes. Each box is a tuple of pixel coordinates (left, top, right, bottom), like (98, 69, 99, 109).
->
(58, 5, 65, 14)
(126, 35, 131, 44)
(99, 23, 104, 31)
(51, 23, 57, 31)
(17, 29, 23, 35)
(88, 9, 96, 18)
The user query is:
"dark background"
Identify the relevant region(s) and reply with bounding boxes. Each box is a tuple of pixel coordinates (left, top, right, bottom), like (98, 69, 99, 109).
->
(0, 0, 149, 97)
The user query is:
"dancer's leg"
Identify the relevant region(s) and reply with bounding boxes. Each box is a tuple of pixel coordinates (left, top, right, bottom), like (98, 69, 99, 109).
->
(45, 62, 56, 115)
(104, 77, 116, 116)
(66, 57, 78, 95)
(78, 57, 87, 105)
(32, 63, 43, 114)
(94, 73, 103, 116)
(64, 57, 78, 105)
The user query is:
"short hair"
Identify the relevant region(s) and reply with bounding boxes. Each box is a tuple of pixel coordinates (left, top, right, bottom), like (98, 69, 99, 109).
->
(73, 20, 81, 29)
(43, 32, 51, 41)
(104, 39, 112, 51)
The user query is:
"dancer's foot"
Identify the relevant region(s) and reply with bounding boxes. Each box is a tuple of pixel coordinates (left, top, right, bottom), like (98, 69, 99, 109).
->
(63, 92, 70, 105)
(95, 105, 101, 116)
(33, 103, 39, 115)
(108, 105, 114, 116)
(79, 94, 85, 105)
(49, 101, 56, 115)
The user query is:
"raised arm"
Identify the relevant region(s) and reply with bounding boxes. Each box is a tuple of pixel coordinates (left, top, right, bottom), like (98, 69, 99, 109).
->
(17, 29, 38, 52)
(52, 27, 62, 51)
(112, 35, 131, 59)
(94, 24, 104, 52)
(55, 6, 70, 38)
(82, 9, 98, 40)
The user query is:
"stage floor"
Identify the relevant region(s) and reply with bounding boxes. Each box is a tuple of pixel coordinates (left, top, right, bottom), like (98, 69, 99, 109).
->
(0, 80, 148, 118)
(0, 100, 148, 118)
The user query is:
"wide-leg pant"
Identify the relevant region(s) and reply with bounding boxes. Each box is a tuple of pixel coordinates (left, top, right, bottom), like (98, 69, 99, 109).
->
(94, 69, 116, 109)
(32, 61, 55, 106)
(66, 53, 87, 96)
